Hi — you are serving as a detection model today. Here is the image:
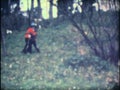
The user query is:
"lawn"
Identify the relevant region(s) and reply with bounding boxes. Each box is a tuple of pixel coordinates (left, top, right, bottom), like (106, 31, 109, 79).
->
(1, 21, 119, 90)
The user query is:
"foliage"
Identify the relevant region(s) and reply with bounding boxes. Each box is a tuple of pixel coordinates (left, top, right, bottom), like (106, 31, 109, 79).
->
(1, 13, 27, 32)
(1, 0, 119, 89)
(67, 5, 119, 64)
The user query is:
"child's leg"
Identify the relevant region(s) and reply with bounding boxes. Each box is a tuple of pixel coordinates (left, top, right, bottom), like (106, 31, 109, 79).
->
(27, 39, 32, 53)
(22, 38, 29, 53)
(32, 40, 40, 53)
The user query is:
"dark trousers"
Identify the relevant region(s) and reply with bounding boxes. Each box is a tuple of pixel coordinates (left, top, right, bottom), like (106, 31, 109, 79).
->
(22, 38, 30, 53)
(27, 39, 40, 53)
(22, 38, 40, 54)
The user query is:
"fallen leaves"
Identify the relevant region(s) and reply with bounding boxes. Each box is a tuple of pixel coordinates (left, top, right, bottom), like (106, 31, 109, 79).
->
(1, 24, 119, 89)
(106, 77, 113, 83)
(9, 64, 12, 68)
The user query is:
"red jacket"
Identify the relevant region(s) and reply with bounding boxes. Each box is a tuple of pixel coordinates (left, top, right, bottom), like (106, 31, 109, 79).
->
(24, 27, 37, 39)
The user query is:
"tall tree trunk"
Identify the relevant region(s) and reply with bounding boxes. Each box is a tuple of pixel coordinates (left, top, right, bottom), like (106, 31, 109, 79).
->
(31, 0, 34, 12)
(49, 0, 53, 19)
(8, 0, 11, 14)
(1, 29, 7, 56)
(30, 0, 34, 22)
(37, 0, 42, 28)
(37, 0, 42, 19)
(27, 0, 30, 25)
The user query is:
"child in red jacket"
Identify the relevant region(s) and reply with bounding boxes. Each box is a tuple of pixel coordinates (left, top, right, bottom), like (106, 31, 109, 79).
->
(22, 25, 40, 54)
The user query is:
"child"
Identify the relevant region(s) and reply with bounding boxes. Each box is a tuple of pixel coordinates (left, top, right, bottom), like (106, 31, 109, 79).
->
(22, 25, 40, 54)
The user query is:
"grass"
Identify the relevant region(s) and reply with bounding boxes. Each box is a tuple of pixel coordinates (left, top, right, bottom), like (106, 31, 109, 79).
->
(1, 21, 119, 90)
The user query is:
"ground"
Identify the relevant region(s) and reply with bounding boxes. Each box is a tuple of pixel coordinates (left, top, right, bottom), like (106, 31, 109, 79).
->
(1, 21, 119, 90)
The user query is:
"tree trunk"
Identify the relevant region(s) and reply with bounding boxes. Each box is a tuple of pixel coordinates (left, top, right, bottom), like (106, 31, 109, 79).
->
(1, 29, 7, 56)
(49, 0, 53, 19)
(30, 0, 34, 22)
(37, 0, 42, 19)
(37, 0, 42, 28)
(27, 0, 30, 25)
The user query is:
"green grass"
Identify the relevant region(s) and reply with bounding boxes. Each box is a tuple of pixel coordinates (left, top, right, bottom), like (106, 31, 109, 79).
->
(1, 22, 119, 90)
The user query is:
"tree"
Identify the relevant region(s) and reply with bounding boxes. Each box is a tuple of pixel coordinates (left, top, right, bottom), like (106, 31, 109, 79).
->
(81, 0, 95, 19)
(57, 0, 119, 64)
(49, 0, 53, 19)
(1, 0, 10, 56)
(26, 0, 30, 25)
(1, 23, 7, 56)
(30, 0, 34, 23)
(37, 0, 42, 19)
(36, 0, 42, 28)
(57, 0, 73, 17)
(1, 0, 24, 56)
(1, 0, 10, 16)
